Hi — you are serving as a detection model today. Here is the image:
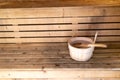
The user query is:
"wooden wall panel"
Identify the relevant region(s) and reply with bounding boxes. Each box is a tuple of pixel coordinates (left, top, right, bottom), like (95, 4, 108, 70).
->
(0, 6, 119, 79)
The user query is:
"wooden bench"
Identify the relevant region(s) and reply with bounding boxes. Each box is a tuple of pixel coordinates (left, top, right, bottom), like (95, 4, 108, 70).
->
(0, 6, 120, 79)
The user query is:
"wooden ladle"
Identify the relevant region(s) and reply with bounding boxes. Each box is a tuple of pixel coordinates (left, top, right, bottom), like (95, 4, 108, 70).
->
(72, 43, 107, 48)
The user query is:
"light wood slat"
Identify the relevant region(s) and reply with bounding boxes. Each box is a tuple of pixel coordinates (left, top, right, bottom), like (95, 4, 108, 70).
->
(47, 78, 120, 80)
(0, 24, 120, 31)
(0, 16, 120, 24)
(0, 30, 119, 37)
(13, 78, 119, 80)
(50, 78, 120, 80)
(0, 7, 120, 18)
(64, 7, 102, 17)
(0, 8, 63, 18)
(0, 37, 119, 43)
(0, 69, 120, 78)
(8, 24, 120, 31)
(8, 78, 120, 80)
(0, 79, 14, 80)
(0, 43, 67, 47)
(64, 7, 120, 17)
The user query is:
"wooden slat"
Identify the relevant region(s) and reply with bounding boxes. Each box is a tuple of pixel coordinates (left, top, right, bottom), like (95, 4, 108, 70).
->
(0, 47, 119, 53)
(0, 63, 120, 68)
(0, 30, 119, 37)
(64, 7, 102, 17)
(95, 49, 120, 53)
(0, 69, 120, 78)
(64, 7, 120, 17)
(0, 24, 120, 31)
(0, 42, 119, 49)
(0, 0, 120, 8)
(0, 8, 63, 18)
(0, 52, 119, 59)
(12, 78, 120, 80)
(0, 37, 119, 43)
(0, 16, 120, 25)
(104, 7, 120, 16)
(0, 57, 120, 64)
(0, 48, 120, 54)
(0, 7, 120, 18)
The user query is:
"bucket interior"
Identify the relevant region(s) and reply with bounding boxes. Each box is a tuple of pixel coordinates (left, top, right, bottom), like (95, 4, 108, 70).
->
(68, 37, 93, 48)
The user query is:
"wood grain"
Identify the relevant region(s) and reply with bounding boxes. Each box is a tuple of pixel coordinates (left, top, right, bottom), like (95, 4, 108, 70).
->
(0, 6, 119, 79)
(0, 24, 120, 31)
(0, 17, 120, 25)
(0, 7, 120, 18)
(0, 69, 120, 78)
(0, 0, 120, 8)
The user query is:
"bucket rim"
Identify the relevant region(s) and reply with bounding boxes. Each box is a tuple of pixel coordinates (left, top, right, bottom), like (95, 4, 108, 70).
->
(68, 37, 94, 49)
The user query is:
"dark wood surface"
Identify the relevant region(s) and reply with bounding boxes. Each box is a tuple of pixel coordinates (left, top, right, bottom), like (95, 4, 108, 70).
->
(0, 0, 120, 8)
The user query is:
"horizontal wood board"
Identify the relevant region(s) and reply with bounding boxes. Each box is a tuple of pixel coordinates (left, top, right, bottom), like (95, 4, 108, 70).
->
(0, 0, 120, 8)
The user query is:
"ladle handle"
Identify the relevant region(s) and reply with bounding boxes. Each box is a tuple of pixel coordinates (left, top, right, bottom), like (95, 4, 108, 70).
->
(88, 44, 107, 48)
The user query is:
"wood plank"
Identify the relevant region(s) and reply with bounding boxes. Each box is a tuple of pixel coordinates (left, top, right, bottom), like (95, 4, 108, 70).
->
(0, 16, 120, 25)
(64, 7, 102, 17)
(64, 7, 120, 17)
(104, 7, 120, 16)
(0, 42, 119, 46)
(0, 42, 118, 47)
(0, 52, 119, 59)
(0, 7, 120, 18)
(0, 0, 120, 8)
(0, 8, 63, 18)
(0, 37, 119, 43)
(12, 78, 120, 80)
(0, 57, 120, 64)
(0, 79, 14, 80)
(0, 69, 120, 78)
(0, 48, 119, 54)
(0, 63, 120, 68)
(0, 24, 120, 31)
(48, 78, 120, 80)
(0, 42, 119, 49)
(0, 30, 119, 37)
(95, 49, 120, 53)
